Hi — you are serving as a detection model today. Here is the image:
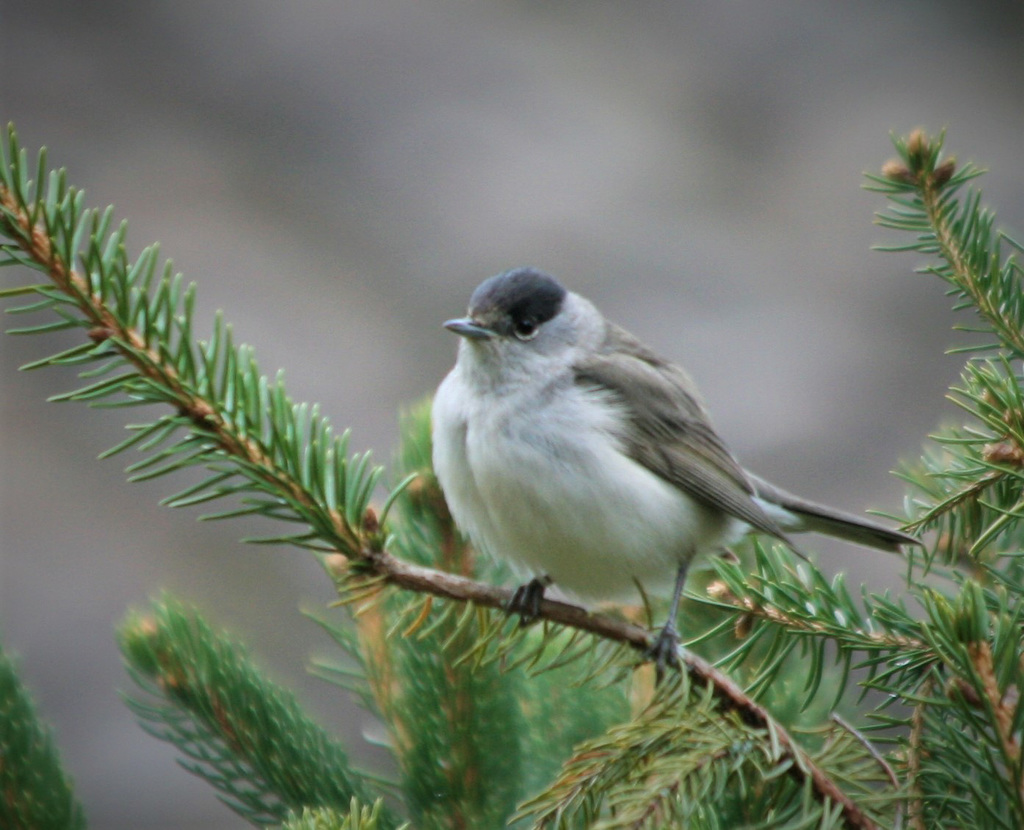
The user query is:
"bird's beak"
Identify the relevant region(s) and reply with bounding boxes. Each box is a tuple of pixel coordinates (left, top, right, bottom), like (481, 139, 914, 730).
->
(444, 318, 494, 340)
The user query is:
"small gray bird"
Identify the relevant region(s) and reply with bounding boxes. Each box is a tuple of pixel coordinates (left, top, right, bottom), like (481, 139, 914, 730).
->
(431, 267, 915, 670)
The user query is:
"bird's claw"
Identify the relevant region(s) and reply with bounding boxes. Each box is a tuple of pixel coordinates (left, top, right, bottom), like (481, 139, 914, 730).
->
(506, 576, 549, 626)
(646, 624, 682, 685)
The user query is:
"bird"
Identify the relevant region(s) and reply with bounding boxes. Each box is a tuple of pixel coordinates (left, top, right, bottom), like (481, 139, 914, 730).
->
(431, 266, 916, 672)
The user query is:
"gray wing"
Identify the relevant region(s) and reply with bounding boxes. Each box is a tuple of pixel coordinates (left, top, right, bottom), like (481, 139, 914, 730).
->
(574, 324, 788, 542)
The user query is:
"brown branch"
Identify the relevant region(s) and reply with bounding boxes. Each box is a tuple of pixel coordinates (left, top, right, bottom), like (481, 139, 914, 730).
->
(364, 550, 879, 830)
(906, 683, 929, 830)
(832, 713, 904, 830)
(706, 580, 927, 652)
(967, 641, 1022, 808)
(366, 550, 650, 648)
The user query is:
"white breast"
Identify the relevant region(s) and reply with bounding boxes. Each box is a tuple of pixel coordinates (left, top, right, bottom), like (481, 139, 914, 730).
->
(432, 365, 736, 603)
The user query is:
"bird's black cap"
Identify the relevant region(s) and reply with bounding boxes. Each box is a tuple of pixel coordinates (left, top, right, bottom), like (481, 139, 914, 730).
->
(468, 268, 567, 335)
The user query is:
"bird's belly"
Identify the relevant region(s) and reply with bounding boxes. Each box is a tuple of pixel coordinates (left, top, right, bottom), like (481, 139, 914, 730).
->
(465, 414, 732, 602)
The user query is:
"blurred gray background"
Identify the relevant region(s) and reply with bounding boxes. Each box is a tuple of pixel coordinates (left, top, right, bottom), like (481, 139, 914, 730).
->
(1, 1, 1022, 827)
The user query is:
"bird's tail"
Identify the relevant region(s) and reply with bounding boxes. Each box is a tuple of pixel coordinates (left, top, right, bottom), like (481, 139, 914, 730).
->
(748, 474, 917, 553)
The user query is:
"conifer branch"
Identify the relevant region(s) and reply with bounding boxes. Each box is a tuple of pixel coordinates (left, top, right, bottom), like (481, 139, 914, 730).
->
(705, 571, 926, 653)
(869, 129, 1024, 566)
(914, 142, 1024, 359)
(0, 179, 362, 554)
(517, 672, 889, 829)
(906, 683, 930, 830)
(340, 552, 880, 828)
(0, 126, 384, 569)
(284, 801, 403, 830)
(0, 645, 86, 830)
(681, 651, 881, 829)
(119, 596, 401, 828)
(358, 549, 651, 648)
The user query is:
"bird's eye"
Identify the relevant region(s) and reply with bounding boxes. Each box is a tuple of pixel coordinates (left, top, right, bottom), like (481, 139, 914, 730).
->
(513, 317, 539, 341)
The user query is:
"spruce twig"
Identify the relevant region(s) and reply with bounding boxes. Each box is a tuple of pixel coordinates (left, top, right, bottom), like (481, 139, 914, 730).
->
(119, 596, 401, 828)
(283, 800, 403, 830)
(0, 173, 362, 554)
(0, 646, 86, 830)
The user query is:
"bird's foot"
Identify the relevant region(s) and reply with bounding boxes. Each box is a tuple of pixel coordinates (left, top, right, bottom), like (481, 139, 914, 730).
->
(506, 576, 551, 626)
(646, 623, 682, 685)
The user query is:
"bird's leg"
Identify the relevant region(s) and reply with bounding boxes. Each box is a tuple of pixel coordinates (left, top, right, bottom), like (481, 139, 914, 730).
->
(507, 575, 552, 626)
(647, 561, 689, 683)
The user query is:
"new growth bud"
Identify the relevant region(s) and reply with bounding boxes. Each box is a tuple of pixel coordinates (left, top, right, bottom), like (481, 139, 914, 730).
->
(906, 128, 929, 171)
(881, 159, 914, 184)
(933, 157, 957, 186)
